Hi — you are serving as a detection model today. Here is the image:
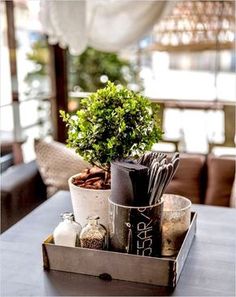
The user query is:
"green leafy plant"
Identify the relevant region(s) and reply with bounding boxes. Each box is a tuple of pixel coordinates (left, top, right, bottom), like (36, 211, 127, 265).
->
(61, 81, 163, 171)
(25, 39, 49, 80)
(26, 42, 142, 93)
(68, 47, 141, 92)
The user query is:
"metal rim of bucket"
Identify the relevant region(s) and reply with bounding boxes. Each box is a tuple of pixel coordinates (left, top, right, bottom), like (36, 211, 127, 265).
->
(108, 196, 164, 209)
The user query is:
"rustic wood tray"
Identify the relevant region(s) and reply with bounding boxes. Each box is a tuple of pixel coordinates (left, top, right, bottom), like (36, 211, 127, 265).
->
(42, 212, 197, 288)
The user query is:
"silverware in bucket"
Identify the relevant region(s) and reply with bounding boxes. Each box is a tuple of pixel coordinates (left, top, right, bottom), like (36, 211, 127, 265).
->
(108, 198, 164, 257)
(109, 153, 180, 257)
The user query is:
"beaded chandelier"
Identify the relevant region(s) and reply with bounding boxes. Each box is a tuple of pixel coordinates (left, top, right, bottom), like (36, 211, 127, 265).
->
(151, 1, 235, 52)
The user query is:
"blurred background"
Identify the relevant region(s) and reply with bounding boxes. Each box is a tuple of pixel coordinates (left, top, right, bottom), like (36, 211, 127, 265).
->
(0, 0, 235, 171)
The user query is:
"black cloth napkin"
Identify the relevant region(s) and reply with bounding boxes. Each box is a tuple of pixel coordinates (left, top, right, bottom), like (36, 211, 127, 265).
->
(111, 161, 149, 207)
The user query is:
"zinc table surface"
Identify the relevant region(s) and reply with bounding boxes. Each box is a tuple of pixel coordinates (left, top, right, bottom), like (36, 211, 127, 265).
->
(0, 191, 235, 296)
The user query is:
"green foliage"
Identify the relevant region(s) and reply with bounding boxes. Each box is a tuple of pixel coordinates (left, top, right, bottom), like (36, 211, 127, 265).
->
(25, 39, 49, 80)
(68, 47, 140, 92)
(26, 42, 141, 92)
(61, 81, 163, 170)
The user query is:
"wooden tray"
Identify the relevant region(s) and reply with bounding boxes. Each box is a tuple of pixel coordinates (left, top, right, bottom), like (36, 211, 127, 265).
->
(42, 212, 197, 288)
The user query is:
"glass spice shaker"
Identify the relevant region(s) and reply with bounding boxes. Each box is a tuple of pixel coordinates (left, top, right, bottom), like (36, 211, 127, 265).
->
(80, 216, 108, 250)
(53, 212, 82, 247)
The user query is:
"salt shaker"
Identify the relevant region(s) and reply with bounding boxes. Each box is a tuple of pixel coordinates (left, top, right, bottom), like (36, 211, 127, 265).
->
(80, 216, 107, 250)
(53, 212, 82, 247)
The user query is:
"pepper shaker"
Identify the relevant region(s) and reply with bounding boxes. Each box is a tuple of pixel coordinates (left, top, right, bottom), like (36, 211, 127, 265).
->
(53, 212, 82, 247)
(80, 216, 108, 250)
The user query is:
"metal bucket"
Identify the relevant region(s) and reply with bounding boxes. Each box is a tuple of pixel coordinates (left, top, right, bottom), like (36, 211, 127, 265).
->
(108, 198, 164, 257)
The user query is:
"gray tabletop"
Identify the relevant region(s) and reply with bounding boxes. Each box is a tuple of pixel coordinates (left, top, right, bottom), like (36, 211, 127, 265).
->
(1, 191, 235, 296)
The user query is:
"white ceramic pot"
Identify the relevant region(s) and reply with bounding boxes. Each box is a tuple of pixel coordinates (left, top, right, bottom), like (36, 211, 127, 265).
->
(68, 174, 111, 229)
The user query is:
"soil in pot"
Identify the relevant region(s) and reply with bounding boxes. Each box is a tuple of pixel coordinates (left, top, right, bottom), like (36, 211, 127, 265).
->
(72, 166, 111, 190)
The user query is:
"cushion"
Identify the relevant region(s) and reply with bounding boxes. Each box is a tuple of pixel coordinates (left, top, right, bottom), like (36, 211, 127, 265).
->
(34, 139, 91, 196)
(165, 153, 206, 204)
(205, 155, 235, 207)
(1, 161, 47, 232)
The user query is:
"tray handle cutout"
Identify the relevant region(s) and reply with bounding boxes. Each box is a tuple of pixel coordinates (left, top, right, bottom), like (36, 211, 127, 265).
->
(99, 273, 112, 281)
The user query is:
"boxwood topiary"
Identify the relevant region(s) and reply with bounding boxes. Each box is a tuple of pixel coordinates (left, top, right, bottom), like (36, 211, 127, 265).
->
(60, 81, 163, 171)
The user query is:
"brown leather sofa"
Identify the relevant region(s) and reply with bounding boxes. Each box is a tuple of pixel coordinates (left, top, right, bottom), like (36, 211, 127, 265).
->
(165, 154, 235, 207)
(1, 153, 235, 233)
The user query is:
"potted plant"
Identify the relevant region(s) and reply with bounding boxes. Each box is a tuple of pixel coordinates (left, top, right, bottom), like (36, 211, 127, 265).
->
(60, 81, 163, 228)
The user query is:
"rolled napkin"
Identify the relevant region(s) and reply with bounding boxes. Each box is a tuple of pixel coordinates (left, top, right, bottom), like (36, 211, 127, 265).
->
(111, 161, 149, 207)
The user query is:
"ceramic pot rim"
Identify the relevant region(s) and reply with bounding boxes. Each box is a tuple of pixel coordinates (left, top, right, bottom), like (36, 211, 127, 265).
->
(68, 174, 111, 192)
